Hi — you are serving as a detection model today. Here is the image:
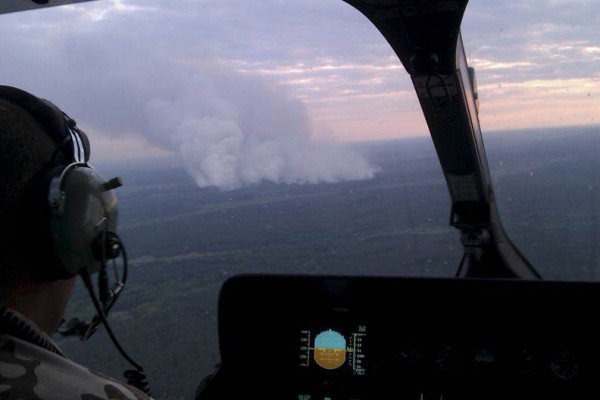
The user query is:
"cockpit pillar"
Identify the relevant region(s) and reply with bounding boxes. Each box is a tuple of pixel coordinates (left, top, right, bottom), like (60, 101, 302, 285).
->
(344, 0, 541, 279)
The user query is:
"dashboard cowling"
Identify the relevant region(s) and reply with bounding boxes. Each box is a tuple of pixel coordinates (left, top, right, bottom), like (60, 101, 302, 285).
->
(200, 274, 600, 399)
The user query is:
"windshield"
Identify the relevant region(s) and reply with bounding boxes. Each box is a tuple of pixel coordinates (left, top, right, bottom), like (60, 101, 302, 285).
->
(461, 2, 600, 280)
(0, 1, 598, 398)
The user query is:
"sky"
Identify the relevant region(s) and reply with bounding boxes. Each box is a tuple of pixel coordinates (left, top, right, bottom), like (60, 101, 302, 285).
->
(0, 0, 599, 185)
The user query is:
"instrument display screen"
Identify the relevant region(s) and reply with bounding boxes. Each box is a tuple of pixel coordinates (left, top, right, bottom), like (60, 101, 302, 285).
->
(217, 275, 600, 399)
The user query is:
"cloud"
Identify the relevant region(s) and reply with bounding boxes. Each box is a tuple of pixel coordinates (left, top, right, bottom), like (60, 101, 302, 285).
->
(0, 0, 598, 144)
(0, 1, 380, 189)
(463, 1, 600, 84)
(460, 1, 600, 130)
(1, 0, 422, 138)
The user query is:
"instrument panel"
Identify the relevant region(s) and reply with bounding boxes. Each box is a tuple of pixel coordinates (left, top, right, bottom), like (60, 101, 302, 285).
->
(212, 275, 600, 399)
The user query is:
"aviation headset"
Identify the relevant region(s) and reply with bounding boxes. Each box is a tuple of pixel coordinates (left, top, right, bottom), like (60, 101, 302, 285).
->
(0, 85, 122, 280)
(0, 86, 151, 394)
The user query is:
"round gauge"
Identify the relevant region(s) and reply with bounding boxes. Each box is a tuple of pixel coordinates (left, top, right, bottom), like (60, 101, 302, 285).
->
(474, 347, 495, 365)
(435, 346, 459, 373)
(398, 344, 422, 366)
(550, 351, 580, 380)
(513, 349, 535, 376)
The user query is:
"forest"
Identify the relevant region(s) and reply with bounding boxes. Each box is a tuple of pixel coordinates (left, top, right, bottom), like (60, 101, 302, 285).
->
(58, 125, 600, 399)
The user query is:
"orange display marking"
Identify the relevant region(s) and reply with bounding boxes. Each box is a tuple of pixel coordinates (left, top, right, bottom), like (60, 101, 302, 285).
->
(314, 348, 346, 369)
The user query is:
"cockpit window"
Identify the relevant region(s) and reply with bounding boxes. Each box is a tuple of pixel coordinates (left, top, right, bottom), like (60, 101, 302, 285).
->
(462, 1, 600, 280)
(1, 0, 598, 397)
(0, 2, 451, 396)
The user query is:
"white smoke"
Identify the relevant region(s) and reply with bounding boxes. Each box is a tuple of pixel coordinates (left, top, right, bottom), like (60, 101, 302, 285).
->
(145, 69, 377, 190)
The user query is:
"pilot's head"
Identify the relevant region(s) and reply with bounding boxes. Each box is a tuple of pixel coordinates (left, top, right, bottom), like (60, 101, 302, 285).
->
(0, 89, 63, 283)
(0, 86, 118, 334)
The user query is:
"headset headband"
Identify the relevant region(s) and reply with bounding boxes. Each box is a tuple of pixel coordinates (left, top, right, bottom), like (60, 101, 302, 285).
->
(64, 115, 87, 163)
(0, 85, 90, 164)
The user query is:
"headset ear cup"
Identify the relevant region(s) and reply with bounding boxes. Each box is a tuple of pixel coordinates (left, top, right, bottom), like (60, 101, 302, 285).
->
(50, 164, 118, 276)
(18, 163, 119, 280)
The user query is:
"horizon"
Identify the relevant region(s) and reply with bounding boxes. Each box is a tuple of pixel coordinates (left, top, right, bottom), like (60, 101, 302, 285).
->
(94, 123, 600, 177)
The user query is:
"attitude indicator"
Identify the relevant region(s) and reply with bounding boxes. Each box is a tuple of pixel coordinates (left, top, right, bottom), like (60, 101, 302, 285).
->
(299, 326, 366, 375)
(315, 330, 346, 369)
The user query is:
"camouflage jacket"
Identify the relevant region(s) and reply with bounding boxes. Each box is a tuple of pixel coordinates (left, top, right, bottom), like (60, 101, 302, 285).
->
(0, 307, 152, 400)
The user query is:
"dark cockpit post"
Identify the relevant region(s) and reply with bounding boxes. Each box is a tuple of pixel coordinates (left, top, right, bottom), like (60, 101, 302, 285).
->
(343, 0, 541, 279)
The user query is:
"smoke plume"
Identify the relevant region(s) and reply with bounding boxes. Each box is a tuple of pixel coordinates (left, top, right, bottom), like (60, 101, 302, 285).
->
(145, 69, 377, 189)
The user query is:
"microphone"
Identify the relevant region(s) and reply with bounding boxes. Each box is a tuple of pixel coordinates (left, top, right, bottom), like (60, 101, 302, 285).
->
(57, 317, 96, 339)
(59, 232, 152, 395)
(58, 231, 127, 341)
